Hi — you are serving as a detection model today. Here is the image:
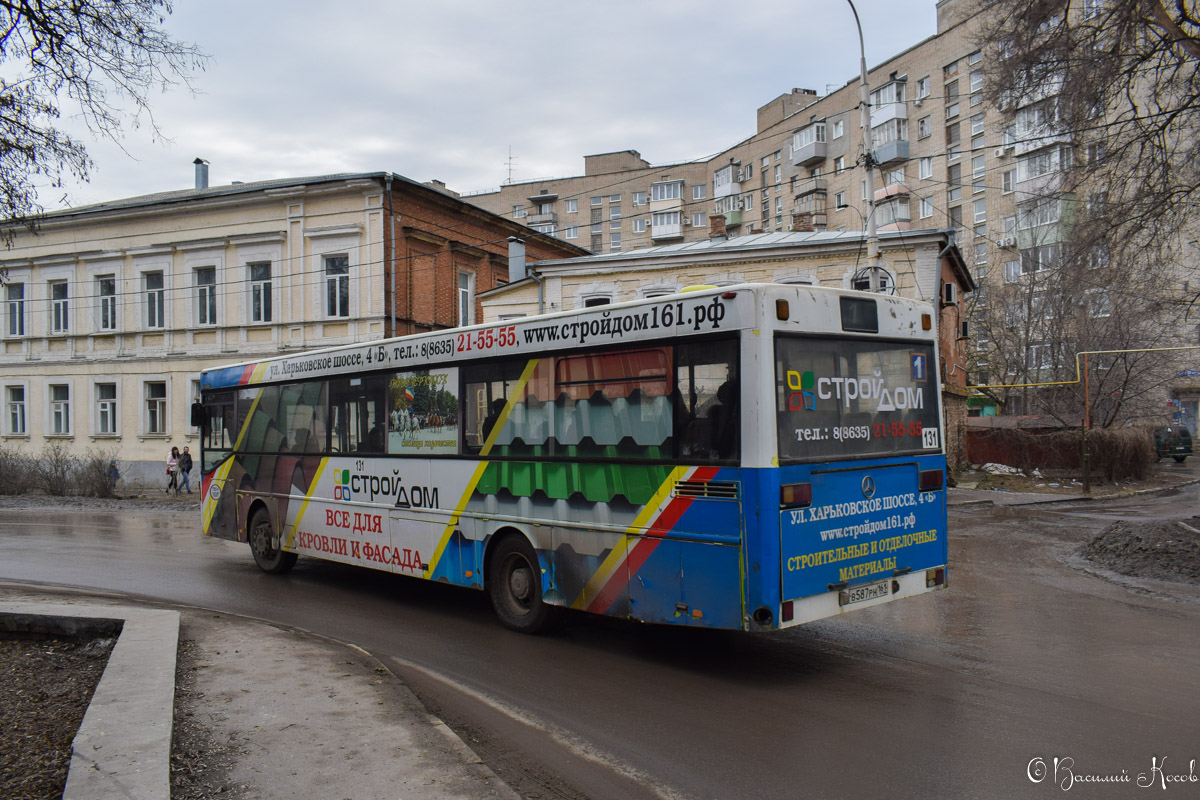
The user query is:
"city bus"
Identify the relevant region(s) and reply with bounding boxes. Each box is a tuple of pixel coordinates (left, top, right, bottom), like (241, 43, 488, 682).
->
(195, 283, 948, 633)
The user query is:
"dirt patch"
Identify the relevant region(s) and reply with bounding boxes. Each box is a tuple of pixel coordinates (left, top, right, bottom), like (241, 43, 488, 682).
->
(1082, 518, 1200, 583)
(0, 635, 116, 800)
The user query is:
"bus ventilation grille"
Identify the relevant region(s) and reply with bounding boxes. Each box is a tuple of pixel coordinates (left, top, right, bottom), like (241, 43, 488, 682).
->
(673, 480, 739, 500)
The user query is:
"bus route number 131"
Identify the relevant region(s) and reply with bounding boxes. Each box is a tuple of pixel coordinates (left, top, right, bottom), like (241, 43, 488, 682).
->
(457, 325, 517, 353)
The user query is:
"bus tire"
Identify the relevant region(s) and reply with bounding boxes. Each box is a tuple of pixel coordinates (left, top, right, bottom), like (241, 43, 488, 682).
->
(488, 534, 561, 634)
(249, 508, 297, 574)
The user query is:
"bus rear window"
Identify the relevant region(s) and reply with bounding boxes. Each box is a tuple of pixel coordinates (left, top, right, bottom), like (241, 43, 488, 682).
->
(775, 335, 940, 461)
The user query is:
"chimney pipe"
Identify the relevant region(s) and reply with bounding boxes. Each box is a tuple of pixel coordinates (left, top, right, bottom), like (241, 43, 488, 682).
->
(194, 158, 209, 190)
(507, 237, 527, 281)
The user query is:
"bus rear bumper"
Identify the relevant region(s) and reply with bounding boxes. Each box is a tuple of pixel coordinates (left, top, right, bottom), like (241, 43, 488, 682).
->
(773, 567, 947, 629)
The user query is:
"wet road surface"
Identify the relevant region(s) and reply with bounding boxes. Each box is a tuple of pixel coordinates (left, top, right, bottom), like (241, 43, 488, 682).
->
(1, 486, 1199, 799)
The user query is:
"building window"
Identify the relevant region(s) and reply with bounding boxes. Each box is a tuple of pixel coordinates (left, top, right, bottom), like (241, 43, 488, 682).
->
(583, 296, 611, 307)
(919, 157, 933, 180)
(610, 206, 622, 220)
(833, 156, 845, 173)
(50, 281, 69, 334)
(774, 164, 782, 184)
(1004, 260, 1021, 283)
(6, 283, 25, 337)
(195, 267, 217, 325)
(591, 196, 603, 206)
(609, 194, 620, 203)
(325, 256, 350, 317)
(512, 204, 527, 219)
(145, 381, 167, 434)
(632, 191, 646, 206)
(692, 213, 706, 227)
(919, 197, 934, 219)
(610, 232, 622, 252)
(968, 49, 983, 65)
(918, 116, 931, 139)
(651, 182, 682, 201)
(834, 191, 846, 208)
(564, 226, 578, 239)
(249, 262, 272, 323)
(973, 199, 987, 224)
(6, 386, 25, 435)
(974, 241, 988, 264)
(457, 272, 473, 326)
(943, 60, 959, 80)
(50, 384, 70, 435)
(917, 76, 931, 98)
(565, 198, 578, 213)
(1018, 197, 1060, 229)
(97, 276, 117, 331)
(145, 272, 165, 329)
(1002, 170, 1015, 194)
(96, 383, 118, 435)
(689, 185, 704, 201)
(832, 119, 845, 138)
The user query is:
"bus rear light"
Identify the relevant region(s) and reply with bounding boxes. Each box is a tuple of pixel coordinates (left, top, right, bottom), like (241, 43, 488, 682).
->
(776, 299, 790, 320)
(926, 567, 946, 588)
(781, 601, 794, 622)
(722, 291, 737, 299)
(780, 482, 812, 507)
(919, 469, 944, 491)
(921, 313, 932, 330)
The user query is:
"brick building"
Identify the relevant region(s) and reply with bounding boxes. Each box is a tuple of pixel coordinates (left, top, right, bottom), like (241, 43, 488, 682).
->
(0, 170, 585, 484)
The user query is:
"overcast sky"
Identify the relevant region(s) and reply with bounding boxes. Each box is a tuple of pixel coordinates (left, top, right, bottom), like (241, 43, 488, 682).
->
(50, 0, 937, 209)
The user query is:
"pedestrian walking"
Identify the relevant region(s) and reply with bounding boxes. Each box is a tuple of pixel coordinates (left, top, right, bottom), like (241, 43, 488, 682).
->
(166, 447, 180, 495)
(179, 446, 194, 494)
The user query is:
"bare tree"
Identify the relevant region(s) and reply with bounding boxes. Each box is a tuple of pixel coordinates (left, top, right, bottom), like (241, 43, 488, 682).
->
(0, 0, 206, 242)
(970, 0, 1199, 427)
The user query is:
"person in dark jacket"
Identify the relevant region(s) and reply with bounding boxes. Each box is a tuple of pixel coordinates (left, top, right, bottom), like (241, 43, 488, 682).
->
(179, 446, 194, 494)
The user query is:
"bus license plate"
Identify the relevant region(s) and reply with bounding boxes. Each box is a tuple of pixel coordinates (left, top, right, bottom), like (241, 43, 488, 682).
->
(839, 580, 890, 607)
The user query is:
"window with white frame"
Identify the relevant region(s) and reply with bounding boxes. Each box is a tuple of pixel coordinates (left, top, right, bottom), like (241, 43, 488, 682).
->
(6, 283, 25, 337)
(794, 123, 826, 151)
(96, 382, 118, 435)
(834, 191, 846, 208)
(1086, 288, 1111, 318)
(1002, 170, 1015, 194)
(692, 213, 706, 227)
(974, 242, 988, 264)
(919, 157, 933, 179)
(97, 276, 117, 332)
(249, 262, 272, 323)
(1004, 260, 1021, 283)
(610, 232, 621, 252)
(1089, 244, 1111, 269)
(919, 197, 934, 219)
(774, 164, 782, 184)
(692, 185, 706, 200)
(565, 198, 578, 213)
(1083, 0, 1104, 17)
(610, 206, 621, 221)
(6, 385, 26, 435)
(833, 156, 845, 173)
(1021, 243, 1062, 272)
(973, 198, 987, 224)
(145, 381, 167, 434)
(916, 76, 930, 98)
(970, 70, 984, 93)
(632, 191, 646, 206)
(651, 211, 680, 227)
(632, 219, 647, 233)
(457, 272, 473, 326)
(1018, 197, 1060, 229)
(564, 226, 579, 239)
(50, 384, 71, 435)
(651, 181, 682, 201)
(918, 116, 931, 138)
(591, 196, 603, 207)
(609, 194, 620, 203)
(512, 204, 527, 218)
(49, 281, 69, 334)
(195, 267, 217, 325)
(325, 256, 350, 317)
(145, 272, 165, 328)
(832, 119, 845, 138)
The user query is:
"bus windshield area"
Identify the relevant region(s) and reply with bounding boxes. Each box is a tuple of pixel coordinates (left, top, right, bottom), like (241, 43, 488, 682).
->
(775, 335, 940, 461)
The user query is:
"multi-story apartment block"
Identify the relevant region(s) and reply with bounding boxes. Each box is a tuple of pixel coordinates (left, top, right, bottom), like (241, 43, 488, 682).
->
(464, 0, 1200, 429)
(0, 170, 585, 485)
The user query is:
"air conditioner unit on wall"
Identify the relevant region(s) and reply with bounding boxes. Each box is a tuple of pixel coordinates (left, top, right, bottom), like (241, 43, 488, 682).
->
(999, 235, 1016, 247)
(994, 148, 1007, 158)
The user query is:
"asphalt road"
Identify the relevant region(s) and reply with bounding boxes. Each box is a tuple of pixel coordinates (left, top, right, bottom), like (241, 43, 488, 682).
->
(1, 485, 1199, 799)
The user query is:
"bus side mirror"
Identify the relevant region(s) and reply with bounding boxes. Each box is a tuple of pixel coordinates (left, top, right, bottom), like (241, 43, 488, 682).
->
(191, 402, 206, 428)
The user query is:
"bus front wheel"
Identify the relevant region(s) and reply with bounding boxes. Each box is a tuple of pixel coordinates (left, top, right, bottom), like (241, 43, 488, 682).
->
(488, 535, 561, 633)
(249, 508, 297, 574)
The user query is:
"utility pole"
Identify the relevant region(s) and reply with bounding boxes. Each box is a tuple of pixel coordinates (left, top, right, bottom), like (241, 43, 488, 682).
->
(848, 0, 881, 291)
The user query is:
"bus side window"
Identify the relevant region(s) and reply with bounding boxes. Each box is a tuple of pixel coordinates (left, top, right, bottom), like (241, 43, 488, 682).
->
(675, 339, 739, 462)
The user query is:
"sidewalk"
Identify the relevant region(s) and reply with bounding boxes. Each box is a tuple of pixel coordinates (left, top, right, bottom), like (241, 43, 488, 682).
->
(1, 587, 518, 800)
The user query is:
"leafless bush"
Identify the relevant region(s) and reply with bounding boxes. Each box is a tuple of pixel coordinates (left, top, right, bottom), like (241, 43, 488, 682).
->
(0, 446, 37, 495)
(76, 449, 121, 498)
(33, 443, 81, 496)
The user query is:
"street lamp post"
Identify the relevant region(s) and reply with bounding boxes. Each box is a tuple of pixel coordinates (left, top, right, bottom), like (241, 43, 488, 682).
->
(847, 0, 881, 291)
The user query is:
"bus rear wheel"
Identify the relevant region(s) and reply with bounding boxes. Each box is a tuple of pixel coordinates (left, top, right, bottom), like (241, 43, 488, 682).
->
(249, 508, 297, 574)
(488, 535, 561, 633)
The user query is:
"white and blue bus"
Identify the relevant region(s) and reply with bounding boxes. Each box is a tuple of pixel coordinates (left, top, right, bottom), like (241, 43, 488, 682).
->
(196, 283, 948, 632)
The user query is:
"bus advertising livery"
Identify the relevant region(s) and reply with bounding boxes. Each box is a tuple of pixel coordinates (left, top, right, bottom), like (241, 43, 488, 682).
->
(197, 284, 948, 632)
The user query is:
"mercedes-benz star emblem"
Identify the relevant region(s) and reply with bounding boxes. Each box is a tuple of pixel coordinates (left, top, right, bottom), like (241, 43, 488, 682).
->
(861, 475, 876, 499)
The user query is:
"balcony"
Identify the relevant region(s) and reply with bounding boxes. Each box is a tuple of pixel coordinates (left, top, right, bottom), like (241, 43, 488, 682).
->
(873, 181, 911, 203)
(722, 210, 743, 226)
(869, 102, 907, 129)
(651, 223, 683, 240)
(872, 140, 910, 165)
(792, 140, 826, 167)
(793, 177, 828, 197)
(526, 211, 557, 226)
